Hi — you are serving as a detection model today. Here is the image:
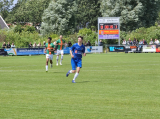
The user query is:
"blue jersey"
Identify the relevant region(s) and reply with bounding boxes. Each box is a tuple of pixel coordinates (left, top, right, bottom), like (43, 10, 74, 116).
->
(71, 43, 85, 59)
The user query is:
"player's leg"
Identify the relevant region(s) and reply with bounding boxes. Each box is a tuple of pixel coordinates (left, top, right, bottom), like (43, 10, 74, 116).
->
(46, 54, 49, 72)
(50, 54, 53, 68)
(66, 58, 76, 77)
(72, 67, 80, 83)
(60, 50, 64, 65)
(56, 50, 59, 66)
(72, 59, 82, 83)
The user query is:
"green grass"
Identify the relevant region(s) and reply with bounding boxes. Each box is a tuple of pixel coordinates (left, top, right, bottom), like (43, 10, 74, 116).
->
(0, 53, 160, 119)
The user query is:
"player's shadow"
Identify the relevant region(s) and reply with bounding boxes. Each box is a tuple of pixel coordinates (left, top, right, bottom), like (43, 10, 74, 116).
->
(77, 81, 90, 83)
(77, 81, 100, 83)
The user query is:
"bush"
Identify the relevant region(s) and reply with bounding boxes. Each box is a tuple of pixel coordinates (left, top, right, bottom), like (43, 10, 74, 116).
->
(123, 25, 160, 43)
(0, 28, 47, 48)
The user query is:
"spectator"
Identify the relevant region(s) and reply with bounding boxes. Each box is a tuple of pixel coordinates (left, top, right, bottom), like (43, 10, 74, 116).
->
(43, 41, 46, 47)
(136, 39, 139, 45)
(139, 40, 143, 45)
(128, 38, 133, 45)
(122, 39, 126, 45)
(154, 39, 159, 45)
(149, 39, 153, 45)
(28, 42, 32, 48)
(133, 38, 136, 45)
(33, 42, 37, 48)
(99, 40, 104, 46)
(84, 41, 87, 46)
(68, 41, 72, 47)
(143, 39, 147, 45)
(7, 42, 11, 48)
(11, 43, 16, 48)
(2, 42, 6, 49)
(86, 40, 91, 46)
(37, 42, 41, 48)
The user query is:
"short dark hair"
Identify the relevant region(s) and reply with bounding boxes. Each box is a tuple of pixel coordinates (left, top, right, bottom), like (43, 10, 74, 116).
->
(78, 36, 83, 40)
(48, 37, 52, 41)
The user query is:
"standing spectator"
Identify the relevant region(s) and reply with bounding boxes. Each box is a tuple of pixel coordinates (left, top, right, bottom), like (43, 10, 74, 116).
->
(122, 39, 126, 45)
(7, 42, 11, 48)
(33, 42, 37, 48)
(133, 38, 136, 45)
(37, 42, 41, 48)
(143, 39, 147, 45)
(11, 43, 16, 48)
(68, 41, 72, 47)
(86, 40, 91, 46)
(99, 40, 104, 46)
(2, 42, 6, 49)
(154, 39, 159, 45)
(28, 42, 32, 48)
(149, 39, 153, 45)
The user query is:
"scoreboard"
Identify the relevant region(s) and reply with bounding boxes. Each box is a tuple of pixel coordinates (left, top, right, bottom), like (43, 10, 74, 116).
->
(98, 17, 120, 45)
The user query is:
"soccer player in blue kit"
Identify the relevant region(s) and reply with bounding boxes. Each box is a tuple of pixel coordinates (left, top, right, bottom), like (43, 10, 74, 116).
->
(66, 36, 86, 83)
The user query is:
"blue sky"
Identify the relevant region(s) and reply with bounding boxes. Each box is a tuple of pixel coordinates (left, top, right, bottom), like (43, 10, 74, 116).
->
(13, 0, 18, 5)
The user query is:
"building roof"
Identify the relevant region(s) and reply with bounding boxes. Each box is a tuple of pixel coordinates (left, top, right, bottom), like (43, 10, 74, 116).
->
(0, 15, 9, 29)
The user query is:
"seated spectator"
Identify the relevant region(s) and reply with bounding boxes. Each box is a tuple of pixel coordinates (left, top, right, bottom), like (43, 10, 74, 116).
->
(149, 39, 153, 45)
(28, 42, 32, 48)
(136, 39, 139, 45)
(143, 39, 147, 45)
(37, 42, 41, 48)
(2, 42, 6, 49)
(68, 41, 72, 47)
(99, 40, 104, 46)
(154, 39, 159, 45)
(128, 38, 133, 45)
(7, 42, 11, 48)
(133, 38, 136, 45)
(139, 40, 143, 44)
(11, 43, 16, 48)
(33, 42, 37, 48)
(86, 40, 91, 46)
(122, 39, 126, 45)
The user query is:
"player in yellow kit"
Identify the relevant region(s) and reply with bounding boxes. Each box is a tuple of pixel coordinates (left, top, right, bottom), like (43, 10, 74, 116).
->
(56, 35, 65, 66)
(44, 37, 56, 72)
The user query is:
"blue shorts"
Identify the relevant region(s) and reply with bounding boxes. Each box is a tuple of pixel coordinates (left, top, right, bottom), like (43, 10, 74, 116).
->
(71, 58, 82, 70)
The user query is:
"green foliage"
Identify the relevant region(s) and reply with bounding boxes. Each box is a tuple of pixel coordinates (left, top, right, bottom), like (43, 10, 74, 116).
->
(6, 0, 51, 25)
(74, 0, 101, 31)
(0, 28, 47, 48)
(123, 26, 160, 43)
(78, 28, 92, 36)
(24, 26, 36, 33)
(41, 0, 76, 35)
(100, 0, 160, 31)
(14, 25, 24, 33)
(0, 0, 14, 19)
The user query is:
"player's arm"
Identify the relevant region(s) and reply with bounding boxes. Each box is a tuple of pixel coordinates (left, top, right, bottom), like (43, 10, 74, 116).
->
(44, 46, 47, 53)
(83, 47, 86, 56)
(70, 50, 74, 58)
(70, 45, 74, 58)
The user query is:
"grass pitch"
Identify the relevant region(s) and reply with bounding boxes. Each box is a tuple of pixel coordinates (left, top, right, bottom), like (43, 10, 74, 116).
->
(0, 53, 160, 119)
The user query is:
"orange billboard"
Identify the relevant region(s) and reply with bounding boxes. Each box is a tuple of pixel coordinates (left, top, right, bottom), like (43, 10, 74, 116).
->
(99, 30, 119, 35)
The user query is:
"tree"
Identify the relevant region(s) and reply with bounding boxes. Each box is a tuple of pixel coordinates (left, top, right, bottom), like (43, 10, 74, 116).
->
(0, 0, 14, 19)
(6, 0, 51, 25)
(41, 0, 76, 35)
(74, 0, 101, 31)
(100, 0, 160, 31)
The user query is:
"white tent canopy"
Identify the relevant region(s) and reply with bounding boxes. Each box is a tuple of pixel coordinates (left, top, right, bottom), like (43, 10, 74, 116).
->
(0, 15, 9, 29)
